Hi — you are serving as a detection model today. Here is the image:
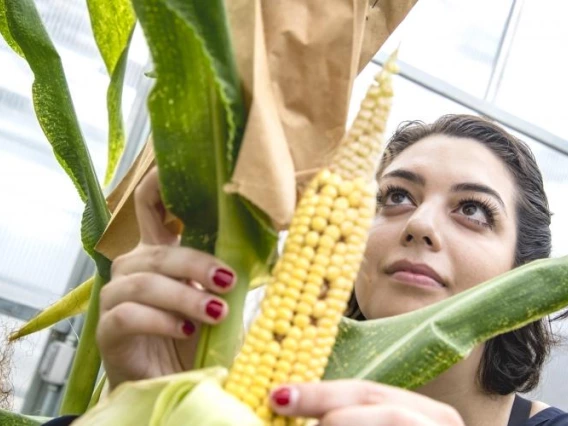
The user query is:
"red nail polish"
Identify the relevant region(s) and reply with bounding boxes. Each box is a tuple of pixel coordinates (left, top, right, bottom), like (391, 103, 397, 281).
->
(272, 387, 291, 406)
(212, 268, 235, 288)
(205, 300, 224, 320)
(182, 320, 195, 336)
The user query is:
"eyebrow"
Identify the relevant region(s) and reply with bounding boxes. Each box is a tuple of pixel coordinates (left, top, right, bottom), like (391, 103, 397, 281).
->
(381, 168, 507, 213)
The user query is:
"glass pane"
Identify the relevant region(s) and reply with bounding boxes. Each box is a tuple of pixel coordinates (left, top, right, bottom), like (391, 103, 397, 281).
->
(494, 0, 568, 141)
(380, 0, 513, 98)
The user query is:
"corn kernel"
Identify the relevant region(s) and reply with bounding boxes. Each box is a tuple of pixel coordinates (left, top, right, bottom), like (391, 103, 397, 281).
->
(333, 197, 349, 211)
(306, 273, 323, 287)
(280, 297, 296, 310)
(274, 319, 290, 335)
(318, 194, 334, 208)
(276, 307, 293, 321)
(303, 325, 318, 340)
(279, 349, 295, 363)
(318, 234, 335, 249)
(305, 231, 319, 247)
(324, 224, 341, 240)
(303, 283, 321, 296)
(321, 184, 338, 198)
(282, 337, 298, 351)
(295, 301, 312, 315)
(242, 393, 260, 408)
(311, 216, 327, 232)
(272, 371, 289, 384)
(315, 205, 331, 219)
(300, 292, 318, 306)
(313, 253, 330, 267)
(293, 314, 310, 329)
(326, 266, 341, 281)
(312, 300, 327, 318)
(300, 246, 315, 261)
(275, 359, 292, 374)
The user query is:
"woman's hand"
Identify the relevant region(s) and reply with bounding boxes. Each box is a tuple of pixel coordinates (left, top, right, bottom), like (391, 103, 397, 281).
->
(269, 380, 465, 425)
(96, 167, 236, 390)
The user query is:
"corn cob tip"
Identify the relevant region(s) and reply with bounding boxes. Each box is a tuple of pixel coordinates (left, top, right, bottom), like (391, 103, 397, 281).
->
(329, 49, 398, 182)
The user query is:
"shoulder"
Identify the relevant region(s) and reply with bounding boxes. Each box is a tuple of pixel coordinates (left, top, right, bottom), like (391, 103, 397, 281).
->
(525, 406, 568, 426)
(42, 415, 79, 426)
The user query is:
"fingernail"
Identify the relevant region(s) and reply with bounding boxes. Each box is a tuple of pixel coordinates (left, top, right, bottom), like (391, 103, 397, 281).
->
(271, 387, 292, 407)
(182, 320, 195, 336)
(205, 300, 224, 320)
(212, 268, 235, 289)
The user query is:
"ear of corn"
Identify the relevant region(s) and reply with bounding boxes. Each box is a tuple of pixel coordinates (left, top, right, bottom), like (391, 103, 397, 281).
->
(224, 52, 398, 424)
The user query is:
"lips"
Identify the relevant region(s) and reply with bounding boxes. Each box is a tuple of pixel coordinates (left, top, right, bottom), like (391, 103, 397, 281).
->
(385, 260, 446, 288)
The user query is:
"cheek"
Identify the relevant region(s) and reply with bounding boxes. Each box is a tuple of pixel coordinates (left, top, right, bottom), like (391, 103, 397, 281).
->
(355, 219, 397, 290)
(448, 233, 516, 292)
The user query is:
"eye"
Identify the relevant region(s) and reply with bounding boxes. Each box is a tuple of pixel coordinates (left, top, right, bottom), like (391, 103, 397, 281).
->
(377, 185, 414, 208)
(456, 199, 496, 229)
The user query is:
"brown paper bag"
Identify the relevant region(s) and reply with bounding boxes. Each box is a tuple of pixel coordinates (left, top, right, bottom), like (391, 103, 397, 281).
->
(96, 0, 418, 259)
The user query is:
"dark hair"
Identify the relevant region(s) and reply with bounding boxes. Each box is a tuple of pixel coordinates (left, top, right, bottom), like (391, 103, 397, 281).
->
(346, 114, 559, 395)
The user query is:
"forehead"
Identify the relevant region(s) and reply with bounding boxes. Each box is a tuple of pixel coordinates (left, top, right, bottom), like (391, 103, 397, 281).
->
(381, 135, 517, 200)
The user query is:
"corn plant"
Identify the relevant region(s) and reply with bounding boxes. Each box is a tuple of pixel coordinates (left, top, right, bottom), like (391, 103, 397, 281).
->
(1, 0, 568, 425)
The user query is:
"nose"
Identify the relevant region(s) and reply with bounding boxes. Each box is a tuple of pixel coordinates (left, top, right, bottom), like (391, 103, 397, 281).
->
(400, 205, 442, 251)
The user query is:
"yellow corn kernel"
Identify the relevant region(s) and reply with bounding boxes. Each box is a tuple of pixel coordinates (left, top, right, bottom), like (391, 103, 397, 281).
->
(304, 231, 319, 247)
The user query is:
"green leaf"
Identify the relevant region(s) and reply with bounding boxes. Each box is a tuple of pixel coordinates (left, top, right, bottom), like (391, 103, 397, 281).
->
(325, 256, 568, 388)
(2, 0, 111, 276)
(86, 0, 136, 185)
(0, 409, 43, 426)
(132, 0, 244, 253)
(132, 0, 276, 370)
(0, 0, 22, 56)
(9, 276, 93, 341)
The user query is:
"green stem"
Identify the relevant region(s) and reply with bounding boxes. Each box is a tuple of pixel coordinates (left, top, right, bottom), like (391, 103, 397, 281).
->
(59, 272, 108, 415)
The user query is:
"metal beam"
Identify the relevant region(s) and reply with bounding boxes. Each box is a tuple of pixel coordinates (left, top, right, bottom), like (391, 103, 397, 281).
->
(484, 0, 525, 102)
(372, 53, 568, 156)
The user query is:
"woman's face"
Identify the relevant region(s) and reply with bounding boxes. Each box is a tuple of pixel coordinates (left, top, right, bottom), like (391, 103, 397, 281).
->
(355, 134, 518, 319)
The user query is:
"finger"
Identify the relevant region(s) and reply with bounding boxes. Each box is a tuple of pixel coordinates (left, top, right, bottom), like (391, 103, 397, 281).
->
(134, 167, 178, 245)
(111, 245, 236, 293)
(270, 381, 463, 425)
(97, 302, 199, 350)
(100, 273, 229, 324)
(320, 405, 442, 426)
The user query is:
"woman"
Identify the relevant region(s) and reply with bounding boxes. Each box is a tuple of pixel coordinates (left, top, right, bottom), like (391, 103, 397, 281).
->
(45, 115, 567, 425)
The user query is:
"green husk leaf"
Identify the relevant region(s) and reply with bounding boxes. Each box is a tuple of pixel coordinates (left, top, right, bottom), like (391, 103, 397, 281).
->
(160, 378, 262, 426)
(73, 367, 262, 426)
(0, 409, 43, 426)
(9, 276, 93, 341)
(86, 0, 136, 185)
(1, 0, 111, 277)
(325, 256, 568, 388)
(132, 0, 277, 370)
